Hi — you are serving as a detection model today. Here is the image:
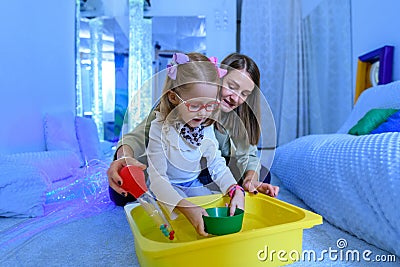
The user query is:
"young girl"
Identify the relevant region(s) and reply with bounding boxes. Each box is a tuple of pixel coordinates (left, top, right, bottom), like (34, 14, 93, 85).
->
(147, 52, 245, 236)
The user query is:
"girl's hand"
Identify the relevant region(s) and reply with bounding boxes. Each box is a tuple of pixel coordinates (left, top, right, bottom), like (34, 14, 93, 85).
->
(229, 187, 245, 216)
(175, 199, 209, 236)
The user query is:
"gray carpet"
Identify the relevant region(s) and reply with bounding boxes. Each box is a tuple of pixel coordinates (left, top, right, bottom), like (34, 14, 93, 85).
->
(0, 206, 139, 267)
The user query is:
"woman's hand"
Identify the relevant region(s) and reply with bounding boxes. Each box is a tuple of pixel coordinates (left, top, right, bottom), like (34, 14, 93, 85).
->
(229, 187, 245, 216)
(107, 145, 146, 196)
(175, 199, 209, 236)
(243, 178, 279, 197)
(242, 171, 279, 197)
(255, 182, 279, 197)
(242, 170, 259, 194)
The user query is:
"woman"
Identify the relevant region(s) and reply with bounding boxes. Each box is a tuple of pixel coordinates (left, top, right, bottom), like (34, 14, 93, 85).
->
(107, 53, 279, 206)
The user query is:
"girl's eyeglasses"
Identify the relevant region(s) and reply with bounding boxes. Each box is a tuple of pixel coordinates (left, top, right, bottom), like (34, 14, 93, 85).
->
(174, 93, 220, 112)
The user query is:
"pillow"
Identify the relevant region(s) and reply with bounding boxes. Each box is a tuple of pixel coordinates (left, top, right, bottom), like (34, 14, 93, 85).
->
(370, 110, 400, 134)
(337, 81, 400, 134)
(348, 109, 399, 135)
(0, 164, 49, 217)
(44, 111, 83, 165)
(75, 116, 102, 162)
(4, 150, 81, 183)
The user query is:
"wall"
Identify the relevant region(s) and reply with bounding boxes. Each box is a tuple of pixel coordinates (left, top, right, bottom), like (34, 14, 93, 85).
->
(0, 1, 76, 153)
(145, 0, 236, 61)
(303, 0, 400, 92)
(351, 0, 400, 87)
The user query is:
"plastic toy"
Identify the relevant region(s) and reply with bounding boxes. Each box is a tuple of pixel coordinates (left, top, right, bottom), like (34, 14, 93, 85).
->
(203, 207, 244, 235)
(119, 165, 175, 240)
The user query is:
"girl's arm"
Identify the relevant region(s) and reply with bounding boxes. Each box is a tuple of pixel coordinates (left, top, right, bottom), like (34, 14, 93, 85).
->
(203, 138, 237, 194)
(227, 184, 245, 216)
(175, 199, 209, 236)
(147, 122, 209, 236)
(204, 127, 245, 213)
(147, 120, 184, 218)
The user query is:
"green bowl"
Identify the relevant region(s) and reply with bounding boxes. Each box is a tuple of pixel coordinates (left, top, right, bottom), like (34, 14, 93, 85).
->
(203, 207, 244, 235)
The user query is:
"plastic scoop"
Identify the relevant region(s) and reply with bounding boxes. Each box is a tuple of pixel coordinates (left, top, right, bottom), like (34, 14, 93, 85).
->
(119, 165, 175, 240)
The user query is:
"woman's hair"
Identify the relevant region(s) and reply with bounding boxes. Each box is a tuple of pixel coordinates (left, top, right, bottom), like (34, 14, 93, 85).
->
(157, 52, 221, 126)
(219, 53, 261, 145)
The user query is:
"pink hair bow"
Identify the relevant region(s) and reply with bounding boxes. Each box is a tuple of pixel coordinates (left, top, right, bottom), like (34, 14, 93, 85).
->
(167, 53, 190, 80)
(209, 56, 228, 78)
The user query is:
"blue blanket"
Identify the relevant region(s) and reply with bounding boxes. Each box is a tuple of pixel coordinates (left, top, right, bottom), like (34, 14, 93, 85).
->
(271, 132, 400, 256)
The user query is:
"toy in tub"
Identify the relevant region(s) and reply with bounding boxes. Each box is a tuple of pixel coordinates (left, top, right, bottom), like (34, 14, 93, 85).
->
(124, 190, 322, 266)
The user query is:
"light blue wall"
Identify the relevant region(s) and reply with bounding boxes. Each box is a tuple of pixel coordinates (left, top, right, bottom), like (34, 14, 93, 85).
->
(303, 0, 400, 90)
(351, 0, 400, 86)
(0, 1, 76, 153)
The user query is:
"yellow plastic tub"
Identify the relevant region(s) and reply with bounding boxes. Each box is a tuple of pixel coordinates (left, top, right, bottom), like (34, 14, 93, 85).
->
(124, 193, 322, 267)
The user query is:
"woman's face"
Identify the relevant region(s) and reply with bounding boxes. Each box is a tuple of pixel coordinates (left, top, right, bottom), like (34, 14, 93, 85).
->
(220, 69, 255, 113)
(172, 83, 219, 128)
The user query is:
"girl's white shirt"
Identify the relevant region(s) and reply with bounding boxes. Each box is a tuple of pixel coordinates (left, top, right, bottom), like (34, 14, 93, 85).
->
(147, 112, 236, 219)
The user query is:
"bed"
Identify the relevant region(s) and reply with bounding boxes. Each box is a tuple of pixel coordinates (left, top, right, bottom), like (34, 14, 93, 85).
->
(271, 80, 400, 261)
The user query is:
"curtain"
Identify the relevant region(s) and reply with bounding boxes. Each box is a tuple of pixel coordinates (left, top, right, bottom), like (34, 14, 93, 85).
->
(303, 0, 352, 134)
(241, 0, 303, 146)
(241, 0, 352, 146)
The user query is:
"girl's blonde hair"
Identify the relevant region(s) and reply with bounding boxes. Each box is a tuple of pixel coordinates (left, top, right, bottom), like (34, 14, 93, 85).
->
(157, 52, 222, 126)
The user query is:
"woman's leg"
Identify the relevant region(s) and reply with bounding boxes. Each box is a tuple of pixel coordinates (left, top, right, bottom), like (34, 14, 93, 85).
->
(260, 165, 272, 184)
(197, 168, 213, 185)
(108, 186, 136, 206)
(198, 156, 230, 185)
